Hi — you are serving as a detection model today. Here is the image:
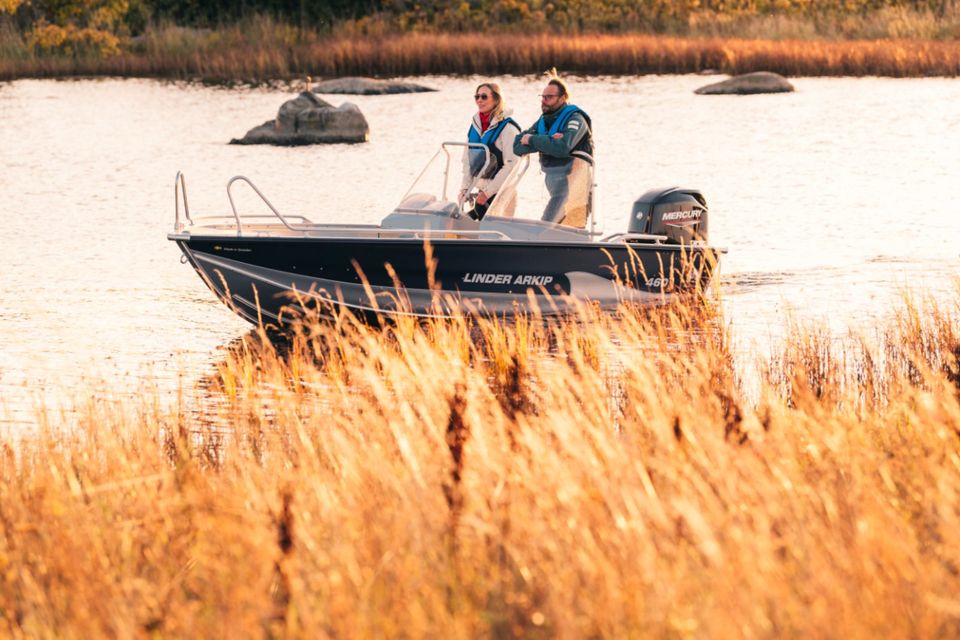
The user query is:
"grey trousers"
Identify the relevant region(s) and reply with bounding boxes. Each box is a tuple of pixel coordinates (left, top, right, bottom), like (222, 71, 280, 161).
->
(541, 164, 572, 224)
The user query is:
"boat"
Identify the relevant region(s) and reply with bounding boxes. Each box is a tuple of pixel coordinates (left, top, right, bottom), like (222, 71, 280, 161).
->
(168, 143, 723, 325)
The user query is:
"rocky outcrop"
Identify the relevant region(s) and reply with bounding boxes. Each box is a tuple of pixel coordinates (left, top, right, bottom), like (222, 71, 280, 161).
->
(312, 77, 436, 95)
(230, 92, 369, 145)
(695, 72, 795, 95)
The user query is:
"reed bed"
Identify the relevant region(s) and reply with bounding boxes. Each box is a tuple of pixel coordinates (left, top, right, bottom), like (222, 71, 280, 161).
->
(3, 30, 960, 82)
(2, 285, 960, 637)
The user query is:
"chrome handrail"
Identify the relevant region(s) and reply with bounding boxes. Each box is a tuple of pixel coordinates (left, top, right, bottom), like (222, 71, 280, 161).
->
(174, 171, 192, 231)
(410, 229, 509, 240)
(187, 213, 314, 224)
(226, 175, 300, 236)
(601, 232, 669, 244)
(392, 207, 459, 215)
(442, 141, 493, 203)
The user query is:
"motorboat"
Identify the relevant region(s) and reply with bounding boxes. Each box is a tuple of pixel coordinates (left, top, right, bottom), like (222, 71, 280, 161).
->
(168, 143, 723, 325)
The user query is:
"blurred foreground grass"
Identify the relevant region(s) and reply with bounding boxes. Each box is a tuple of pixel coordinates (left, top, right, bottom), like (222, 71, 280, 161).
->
(2, 287, 960, 637)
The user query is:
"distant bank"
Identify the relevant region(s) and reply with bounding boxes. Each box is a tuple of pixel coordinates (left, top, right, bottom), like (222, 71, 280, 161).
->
(2, 32, 959, 82)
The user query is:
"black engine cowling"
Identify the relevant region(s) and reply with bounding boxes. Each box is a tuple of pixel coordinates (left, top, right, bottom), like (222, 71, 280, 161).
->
(629, 187, 709, 244)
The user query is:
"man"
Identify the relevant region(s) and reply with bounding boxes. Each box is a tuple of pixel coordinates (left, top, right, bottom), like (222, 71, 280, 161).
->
(513, 71, 594, 226)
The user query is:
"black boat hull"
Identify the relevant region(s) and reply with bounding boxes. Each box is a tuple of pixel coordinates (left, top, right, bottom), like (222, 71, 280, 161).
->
(172, 235, 718, 324)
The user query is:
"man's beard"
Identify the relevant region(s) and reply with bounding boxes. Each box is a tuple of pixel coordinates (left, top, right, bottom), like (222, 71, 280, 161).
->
(541, 102, 563, 114)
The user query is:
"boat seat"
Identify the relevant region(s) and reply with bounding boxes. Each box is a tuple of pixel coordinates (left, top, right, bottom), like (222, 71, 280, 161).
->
(395, 192, 458, 217)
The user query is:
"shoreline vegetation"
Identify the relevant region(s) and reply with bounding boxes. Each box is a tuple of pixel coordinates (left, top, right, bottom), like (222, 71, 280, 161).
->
(2, 288, 960, 636)
(2, 3, 960, 81)
(4, 31, 960, 82)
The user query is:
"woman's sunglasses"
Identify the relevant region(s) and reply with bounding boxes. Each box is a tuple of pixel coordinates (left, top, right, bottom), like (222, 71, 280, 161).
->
(474, 93, 492, 100)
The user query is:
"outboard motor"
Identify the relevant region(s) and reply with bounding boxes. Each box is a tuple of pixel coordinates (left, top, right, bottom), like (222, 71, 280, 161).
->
(630, 188, 709, 244)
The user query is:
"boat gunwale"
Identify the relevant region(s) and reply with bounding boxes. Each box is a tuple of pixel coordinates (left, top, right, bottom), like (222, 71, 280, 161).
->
(168, 232, 723, 253)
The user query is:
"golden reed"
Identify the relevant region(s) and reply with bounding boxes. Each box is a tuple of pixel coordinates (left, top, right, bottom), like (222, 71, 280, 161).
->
(1, 285, 959, 637)
(2, 31, 960, 81)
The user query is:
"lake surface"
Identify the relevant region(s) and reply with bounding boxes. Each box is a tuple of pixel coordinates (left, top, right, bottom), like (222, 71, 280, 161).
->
(1, 75, 958, 426)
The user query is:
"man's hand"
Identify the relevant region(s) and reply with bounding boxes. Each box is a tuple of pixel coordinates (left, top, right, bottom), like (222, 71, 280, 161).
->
(476, 190, 489, 205)
(552, 133, 563, 139)
(521, 134, 531, 145)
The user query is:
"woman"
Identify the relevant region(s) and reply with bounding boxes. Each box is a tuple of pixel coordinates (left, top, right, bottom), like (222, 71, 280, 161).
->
(460, 82, 520, 220)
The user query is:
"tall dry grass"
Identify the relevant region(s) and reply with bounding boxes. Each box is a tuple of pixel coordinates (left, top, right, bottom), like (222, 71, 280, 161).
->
(2, 285, 959, 637)
(307, 32, 960, 77)
(3, 23, 960, 81)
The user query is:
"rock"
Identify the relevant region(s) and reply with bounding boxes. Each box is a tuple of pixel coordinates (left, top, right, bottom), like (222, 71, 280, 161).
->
(311, 76, 436, 95)
(230, 91, 369, 145)
(694, 71, 795, 95)
(275, 91, 332, 131)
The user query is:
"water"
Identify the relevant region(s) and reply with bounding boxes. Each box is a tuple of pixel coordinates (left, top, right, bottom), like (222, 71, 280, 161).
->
(1, 75, 958, 425)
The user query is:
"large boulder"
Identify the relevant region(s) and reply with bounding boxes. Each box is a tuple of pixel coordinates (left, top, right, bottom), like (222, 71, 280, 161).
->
(695, 72, 795, 95)
(312, 76, 436, 95)
(230, 91, 369, 145)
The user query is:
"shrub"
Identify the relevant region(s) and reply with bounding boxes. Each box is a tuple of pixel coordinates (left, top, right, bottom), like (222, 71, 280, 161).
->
(26, 20, 121, 58)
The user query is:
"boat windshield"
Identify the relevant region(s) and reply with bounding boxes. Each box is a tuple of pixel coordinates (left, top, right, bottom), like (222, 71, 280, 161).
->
(485, 155, 593, 229)
(394, 142, 494, 216)
(395, 142, 595, 230)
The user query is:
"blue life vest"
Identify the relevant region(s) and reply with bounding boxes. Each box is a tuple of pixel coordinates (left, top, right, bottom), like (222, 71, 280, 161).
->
(467, 117, 519, 178)
(534, 104, 594, 167)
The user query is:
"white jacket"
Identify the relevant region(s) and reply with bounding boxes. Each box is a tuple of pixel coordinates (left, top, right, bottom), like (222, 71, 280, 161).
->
(460, 109, 519, 197)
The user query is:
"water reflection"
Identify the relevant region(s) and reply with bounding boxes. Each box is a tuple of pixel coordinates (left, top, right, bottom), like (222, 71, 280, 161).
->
(177, 297, 731, 443)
